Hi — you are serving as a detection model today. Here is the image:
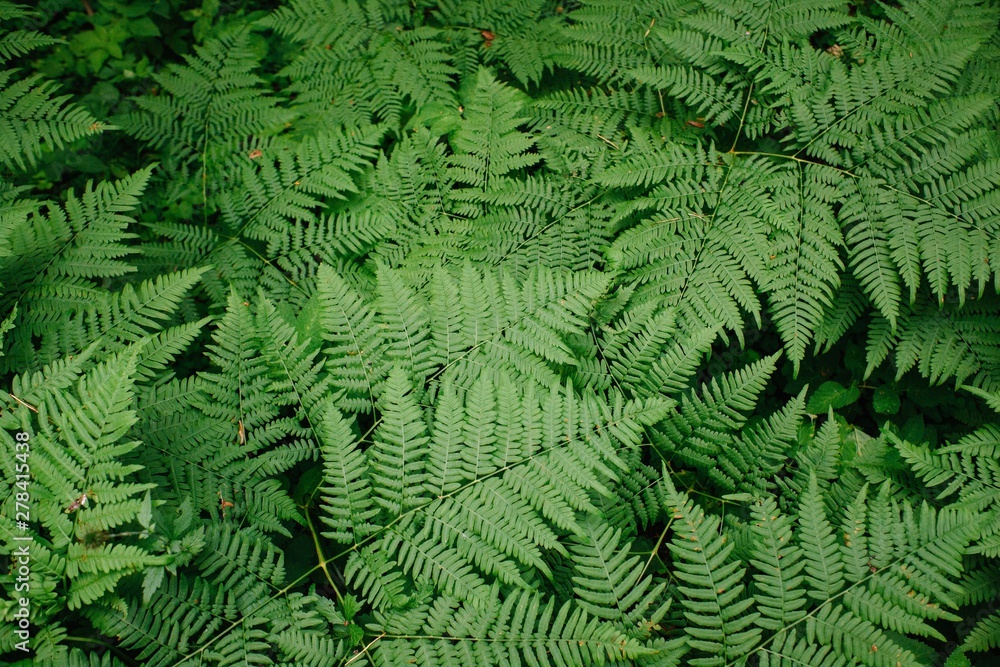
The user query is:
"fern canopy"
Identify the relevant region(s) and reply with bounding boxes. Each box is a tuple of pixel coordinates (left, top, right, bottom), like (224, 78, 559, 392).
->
(2, 0, 1000, 665)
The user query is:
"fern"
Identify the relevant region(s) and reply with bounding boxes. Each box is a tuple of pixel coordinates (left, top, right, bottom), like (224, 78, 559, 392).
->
(371, 588, 661, 667)
(449, 68, 539, 199)
(662, 473, 761, 666)
(115, 25, 293, 209)
(0, 3, 106, 171)
(3, 0, 1000, 665)
(569, 517, 668, 625)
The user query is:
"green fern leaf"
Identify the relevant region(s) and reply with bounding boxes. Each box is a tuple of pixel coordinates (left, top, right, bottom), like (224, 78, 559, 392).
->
(662, 472, 761, 666)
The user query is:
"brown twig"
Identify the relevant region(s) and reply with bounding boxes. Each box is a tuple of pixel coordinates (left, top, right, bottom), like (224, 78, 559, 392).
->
(8, 394, 37, 413)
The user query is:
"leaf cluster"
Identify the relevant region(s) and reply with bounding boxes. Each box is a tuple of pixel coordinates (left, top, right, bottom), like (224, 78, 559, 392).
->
(2, 1, 1000, 666)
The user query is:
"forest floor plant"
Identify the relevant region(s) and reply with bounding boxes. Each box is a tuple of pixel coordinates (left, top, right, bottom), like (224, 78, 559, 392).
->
(2, 0, 1000, 665)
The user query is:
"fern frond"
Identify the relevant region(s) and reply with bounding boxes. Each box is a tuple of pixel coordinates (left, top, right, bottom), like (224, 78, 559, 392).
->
(197, 524, 285, 610)
(219, 127, 381, 248)
(370, 588, 658, 666)
(796, 472, 845, 601)
(750, 495, 807, 631)
(117, 27, 292, 185)
(961, 608, 1000, 653)
(369, 368, 431, 516)
(1, 166, 150, 317)
(652, 354, 778, 477)
(0, 70, 106, 171)
(662, 472, 761, 666)
(891, 294, 1000, 389)
(86, 576, 227, 667)
(449, 68, 539, 196)
(762, 162, 844, 373)
(569, 518, 667, 624)
(318, 400, 377, 544)
(375, 264, 438, 382)
(316, 263, 388, 413)
(838, 175, 903, 328)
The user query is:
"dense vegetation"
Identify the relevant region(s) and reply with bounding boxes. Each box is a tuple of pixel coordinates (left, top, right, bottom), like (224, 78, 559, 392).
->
(2, 0, 1000, 665)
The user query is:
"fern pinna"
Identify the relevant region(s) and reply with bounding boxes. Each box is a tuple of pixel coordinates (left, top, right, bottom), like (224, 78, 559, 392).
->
(2, 0, 1000, 665)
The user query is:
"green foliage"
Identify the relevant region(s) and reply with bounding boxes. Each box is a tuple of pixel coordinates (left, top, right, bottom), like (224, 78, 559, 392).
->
(0, 2, 106, 171)
(2, 0, 1000, 665)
